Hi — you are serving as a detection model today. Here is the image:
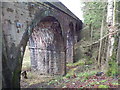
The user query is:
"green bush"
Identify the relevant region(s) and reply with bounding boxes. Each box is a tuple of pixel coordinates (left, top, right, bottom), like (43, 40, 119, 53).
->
(107, 36, 119, 77)
(48, 79, 58, 85)
(65, 68, 77, 78)
(67, 60, 85, 67)
(77, 71, 97, 78)
(107, 60, 118, 77)
(100, 80, 107, 83)
(90, 81, 99, 85)
(112, 82, 120, 85)
(98, 85, 109, 88)
(85, 59, 94, 65)
(65, 73, 72, 78)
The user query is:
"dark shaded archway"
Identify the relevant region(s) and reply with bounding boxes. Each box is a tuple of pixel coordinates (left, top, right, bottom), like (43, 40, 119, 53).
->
(29, 16, 65, 75)
(66, 22, 74, 63)
(75, 21, 83, 42)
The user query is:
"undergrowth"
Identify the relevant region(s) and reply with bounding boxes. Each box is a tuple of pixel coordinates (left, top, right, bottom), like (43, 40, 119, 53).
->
(107, 36, 119, 77)
(77, 71, 97, 79)
(98, 85, 109, 88)
(67, 59, 86, 67)
(107, 53, 119, 77)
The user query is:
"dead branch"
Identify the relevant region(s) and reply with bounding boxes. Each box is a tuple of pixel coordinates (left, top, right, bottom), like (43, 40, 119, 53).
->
(86, 30, 119, 47)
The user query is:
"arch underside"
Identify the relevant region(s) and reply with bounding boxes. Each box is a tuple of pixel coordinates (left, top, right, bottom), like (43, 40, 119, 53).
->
(66, 22, 74, 63)
(29, 16, 65, 75)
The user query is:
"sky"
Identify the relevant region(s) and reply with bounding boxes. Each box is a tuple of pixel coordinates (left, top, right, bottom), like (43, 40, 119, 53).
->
(59, 0, 84, 21)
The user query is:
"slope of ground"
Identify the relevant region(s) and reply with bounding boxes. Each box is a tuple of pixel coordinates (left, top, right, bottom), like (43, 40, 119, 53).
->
(47, 61, 119, 88)
(21, 59, 119, 88)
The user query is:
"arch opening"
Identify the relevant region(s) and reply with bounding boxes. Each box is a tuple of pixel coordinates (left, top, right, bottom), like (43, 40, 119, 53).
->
(66, 22, 74, 63)
(28, 16, 65, 75)
(75, 21, 83, 42)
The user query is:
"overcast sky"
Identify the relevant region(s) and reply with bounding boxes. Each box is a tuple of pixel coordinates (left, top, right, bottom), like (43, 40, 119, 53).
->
(59, 0, 84, 21)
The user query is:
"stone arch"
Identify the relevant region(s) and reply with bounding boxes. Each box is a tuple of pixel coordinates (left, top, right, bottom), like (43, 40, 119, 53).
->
(29, 16, 65, 75)
(2, 3, 83, 88)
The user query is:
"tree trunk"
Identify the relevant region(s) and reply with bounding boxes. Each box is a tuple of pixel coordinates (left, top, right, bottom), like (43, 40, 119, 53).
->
(98, 18, 104, 69)
(106, 0, 116, 70)
(89, 23, 92, 39)
(117, 33, 120, 64)
(91, 25, 93, 41)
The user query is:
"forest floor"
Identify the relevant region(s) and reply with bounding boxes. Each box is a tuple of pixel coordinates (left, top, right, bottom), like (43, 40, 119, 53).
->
(45, 65, 119, 88)
(21, 43, 119, 88)
(20, 60, 119, 88)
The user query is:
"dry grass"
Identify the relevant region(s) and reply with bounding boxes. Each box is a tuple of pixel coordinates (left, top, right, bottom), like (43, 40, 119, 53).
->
(20, 71, 54, 88)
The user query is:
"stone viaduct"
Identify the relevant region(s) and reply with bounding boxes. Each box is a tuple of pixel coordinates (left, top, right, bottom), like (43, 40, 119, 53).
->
(2, 1, 82, 88)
